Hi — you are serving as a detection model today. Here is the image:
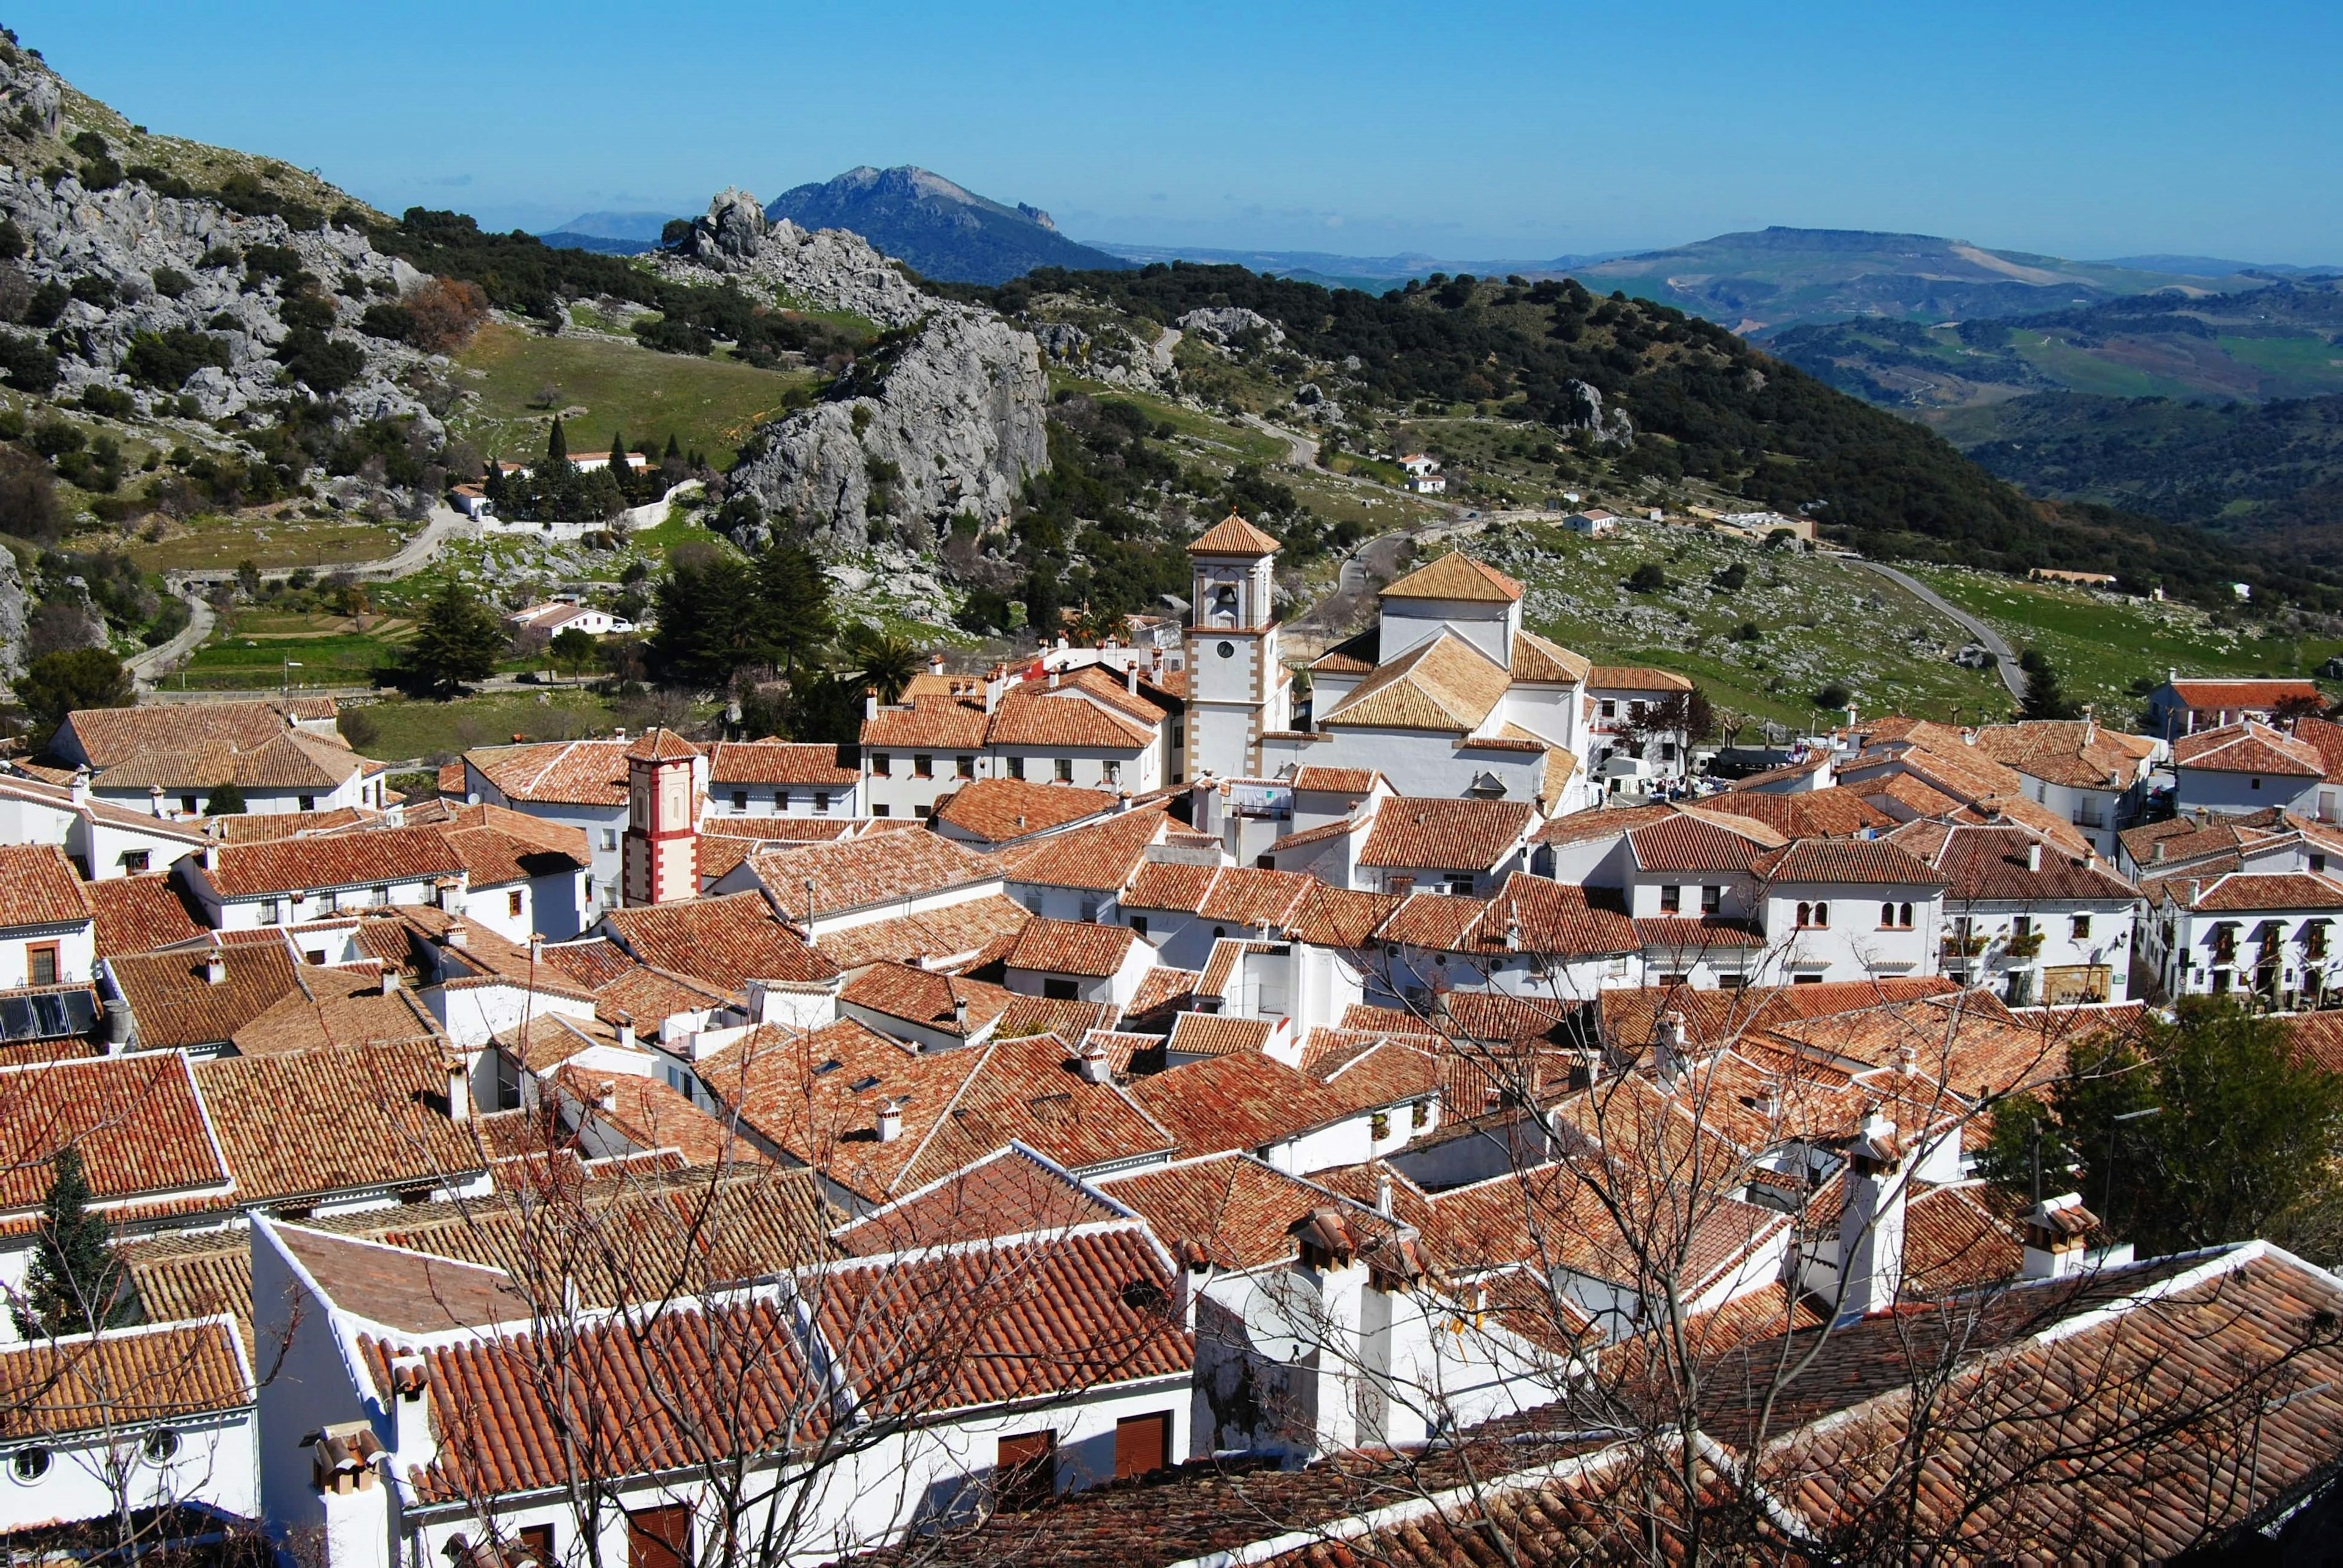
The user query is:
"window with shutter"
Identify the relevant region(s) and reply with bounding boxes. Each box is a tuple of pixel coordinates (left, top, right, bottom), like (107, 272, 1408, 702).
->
(1114, 1412, 1170, 1478)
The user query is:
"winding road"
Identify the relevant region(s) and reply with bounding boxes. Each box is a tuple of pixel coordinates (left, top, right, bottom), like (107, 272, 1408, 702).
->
(1854, 559, 2026, 701)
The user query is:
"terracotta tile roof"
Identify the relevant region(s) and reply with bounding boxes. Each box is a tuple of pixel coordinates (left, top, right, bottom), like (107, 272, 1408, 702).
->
(2289, 714, 2343, 777)
(841, 963, 1017, 1040)
(1700, 786, 1892, 839)
(985, 688, 1155, 750)
(1128, 1054, 1356, 1155)
(203, 824, 463, 899)
(538, 937, 634, 989)
(1188, 510, 1281, 555)
(0, 1320, 249, 1441)
(1864, 770, 1965, 816)
(467, 738, 644, 806)
(2164, 677, 2323, 708)
(0, 772, 211, 846)
(92, 728, 376, 792)
(1283, 883, 1404, 948)
(88, 872, 206, 957)
(1635, 915, 1765, 949)
(747, 829, 1001, 916)
(1971, 719, 2154, 790)
(1049, 664, 1172, 724)
(1899, 1181, 2024, 1296)
(1379, 550, 1523, 603)
(434, 761, 464, 797)
(1308, 1036, 1440, 1113)
(601, 891, 838, 989)
(106, 941, 303, 1051)
(932, 777, 1115, 842)
(2178, 870, 2343, 911)
(2172, 719, 2325, 777)
(1373, 890, 1488, 951)
(0, 843, 92, 929)
(120, 1239, 255, 1358)
(1121, 966, 1201, 1023)
(1483, 872, 1641, 957)
(0, 1053, 226, 1213)
(815, 894, 1031, 970)
(1510, 628, 1590, 684)
(1004, 916, 1138, 977)
(2287, 1010, 2343, 1073)
(229, 965, 446, 1056)
(193, 1040, 486, 1204)
(1305, 626, 1380, 676)
(1317, 633, 1512, 733)
(548, 1067, 757, 1168)
(1120, 858, 1221, 913)
(1163, 1012, 1274, 1059)
(362, 904, 597, 1004)
(586, 962, 734, 1027)
(860, 694, 991, 750)
(1290, 765, 1381, 793)
(832, 1143, 1126, 1254)
(1887, 820, 2140, 901)
(1358, 797, 1533, 871)
(1585, 664, 1694, 692)
(1198, 866, 1318, 927)
(437, 816, 588, 888)
(1100, 1151, 1406, 1271)
(206, 805, 375, 842)
(1001, 804, 1170, 892)
(1754, 837, 1945, 886)
(60, 697, 334, 769)
(1627, 810, 1780, 872)
(700, 816, 854, 844)
(1531, 800, 1680, 847)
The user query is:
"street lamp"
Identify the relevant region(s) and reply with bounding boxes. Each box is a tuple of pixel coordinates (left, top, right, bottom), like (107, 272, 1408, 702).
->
(283, 657, 302, 694)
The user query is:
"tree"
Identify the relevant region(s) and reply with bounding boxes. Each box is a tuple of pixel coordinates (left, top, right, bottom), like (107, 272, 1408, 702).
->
(1625, 562, 1668, 594)
(649, 548, 761, 689)
(235, 558, 261, 599)
(2273, 692, 2325, 724)
(837, 627, 920, 708)
(12, 1148, 131, 1337)
(0, 445, 60, 541)
(404, 583, 505, 697)
(206, 782, 247, 816)
(17, 647, 132, 752)
(1814, 680, 1852, 710)
(751, 542, 832, 674)
(1987, 998, 2343, 1257)
(549, 627, 598, 678)
(545, 414, 568, 466)
(2018, 646, 2078, 721)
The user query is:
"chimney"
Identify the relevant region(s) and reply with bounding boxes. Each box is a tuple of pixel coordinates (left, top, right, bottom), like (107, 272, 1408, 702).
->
(529, 932, 545, 967)
(69, 766, 88, 806)
(1835, 1108, 1908, 1322)
(201, 840, 219, 872)
(2026, 841, 2042, 873)
(444, 1057, 470, 1122)
(595, 1080, 617, 1114)
(1375, 1171, 1395, 1217)
(102, 992, 131, 1051)
(1654, 1010, 1687, 1089)
(2021, 1192, 2097, 1280)
(1048, 669, 1061, 689)
(444, 921, 469, 949)
(928, 652, 945, 676)
(876, 1099, 904, 1143)
(204, 950, 227, 986)
(149, 785, 166, 819)
(612, 728, 627, 742)
(1960, 726, 1977, 746)
(952, 994, 970, 1035)
(614, 1012, 635, 1051)
(1125, 663, 1139, 695)
(378, 967, 398, 996)
(2189, 878, 2202, 907)
(2153, 841, 2166, 863)
(1076, 1037, 1112, 1084)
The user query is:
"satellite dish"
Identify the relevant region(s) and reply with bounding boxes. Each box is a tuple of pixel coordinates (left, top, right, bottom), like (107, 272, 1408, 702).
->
(1230, 1273, 1316, 1364)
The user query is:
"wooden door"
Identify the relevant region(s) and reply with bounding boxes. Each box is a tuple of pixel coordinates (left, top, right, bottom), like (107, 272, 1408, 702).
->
(1114, 1411, 1170, 1478)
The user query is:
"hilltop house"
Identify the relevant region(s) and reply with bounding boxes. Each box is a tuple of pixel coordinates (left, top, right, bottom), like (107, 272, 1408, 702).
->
(2145, 675, 2325, 739)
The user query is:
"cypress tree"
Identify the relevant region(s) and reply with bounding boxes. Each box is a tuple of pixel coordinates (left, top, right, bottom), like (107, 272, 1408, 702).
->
(546, 415, 568, 466)
(664, 433, 680, 462)
(13, 1148, 130, 1337)
(2019, 647, 2078, 721)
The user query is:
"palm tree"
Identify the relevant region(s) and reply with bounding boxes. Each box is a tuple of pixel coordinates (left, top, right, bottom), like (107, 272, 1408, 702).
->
(838, 628, 920, 707)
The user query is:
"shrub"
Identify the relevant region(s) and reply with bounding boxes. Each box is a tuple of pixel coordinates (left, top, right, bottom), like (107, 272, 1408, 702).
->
(0, 218, 23, 261)
(279, 331, 364, 394)
(359, 302, 414, 341)
(27, 420, 83, 459)
(1625, 561, 1669, 593)
(337, 707, 380, 750)
(0, 447, 59, 541)
(68, 274, 116, 308)
(633, 315, 713, 356)
(123, 328, 231, 389)
(1814, 680, 1852, 709)
(76, 386, 132, 417)
(400, 278, 487, 353)
(242, 243, 304, 281)
(149, 266, 192, 298)
(276, 290, 336, 333)
(0, 329, 59, 392)
(198, 245, 240, 271)
(22, 279, 66, 327)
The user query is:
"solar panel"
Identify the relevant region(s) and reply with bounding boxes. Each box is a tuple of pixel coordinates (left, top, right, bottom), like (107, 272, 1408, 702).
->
(0, 989, 98, 1041)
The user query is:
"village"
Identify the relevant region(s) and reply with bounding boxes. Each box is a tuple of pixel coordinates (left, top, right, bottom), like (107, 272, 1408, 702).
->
(5, 517, 2343, 1561)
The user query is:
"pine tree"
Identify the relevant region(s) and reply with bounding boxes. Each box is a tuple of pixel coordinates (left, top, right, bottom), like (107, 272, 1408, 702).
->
(752, 542, 833, 674)
(405, 583, 506, 698)
(13, 1148, 129, 1337)
(2019, 647, 2078, 721)
(664, 433, 681, 462)
(545, 415, 568, 466)
(608, 430, 627, 473)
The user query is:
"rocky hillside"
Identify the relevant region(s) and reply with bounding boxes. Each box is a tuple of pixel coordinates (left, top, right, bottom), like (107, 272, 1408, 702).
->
(654, 189, 1049, 552)
(765, 166, 1129, 285)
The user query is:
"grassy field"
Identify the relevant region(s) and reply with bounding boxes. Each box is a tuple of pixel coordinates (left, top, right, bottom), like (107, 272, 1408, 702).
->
(353, 691, 632, 763)
(451, 323, 816, 469)
(1904, 566, 2341, 722)
(126, 516, 408, 575)
(172, 610, 415, 691)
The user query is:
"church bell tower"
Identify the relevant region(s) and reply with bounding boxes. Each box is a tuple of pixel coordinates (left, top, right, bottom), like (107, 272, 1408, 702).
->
(622, 729, 702, 907)
(1181, 512, 1288, 782)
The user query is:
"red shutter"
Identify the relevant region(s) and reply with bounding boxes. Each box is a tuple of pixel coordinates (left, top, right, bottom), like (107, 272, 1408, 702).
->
(625, 1505, 691, 1568)
(1114, 1412, 1170, 1478)
(995, 1430, 1057, 1510)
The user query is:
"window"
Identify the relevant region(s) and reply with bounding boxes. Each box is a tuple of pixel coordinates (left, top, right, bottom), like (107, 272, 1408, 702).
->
(1630, 701, 1647, 722)
(142, 1430, 179, 1464)
(2252, 777, 2263, 790)
(372, 885, 389, 905)
(12, 1447, 48, 1481)
(1212, 925, 1228, 940)
(1413, 1099, 1431, 1128)
(1446, 874, 1475, 896)
(732, 791, 749, 811)
(508, 890, 525, 918)
(121, 850, 149, 873)
(1660, 885, 1682, 914)
(913, 753, 934, 779)
(179, 795, 197, 814)
(601, 829, 618, 851)
(2316, 854, 2330, 874)
(996, 1430, 1057, 1511)
(1793, 973, 1824, 985)
(1661, 741, 1678, 763)
(1880, 902, 1895, 929)
(1796, 902, 1827, 929)
(1129, 915, 1148, 937)
(1813, 902, 1829, 927)
(869, 753, 892, 776)
(872, 804, 891, 818)
(2014, 915, 2033, 938)
(24, 944, 56, 987)
(299, 794, 316, 811)
(2071, 913, 2092, 940)
(1718, 974, 1749, 989)
(1006, 756, 1026, 781)
(1172, 724, 1185, 749)
(914, 804, 931, 819)
(1370, 1110, 1391, 1140)
(1103, 760, 1121, 785)
(1900, 902, 1913, 927)
(1042, 977, 1080, 1001)
(625, 1505, 693, 1568)
(956, 755, 976, 778)
(304, 949, 326, 965)
(1055, 757, 1073, 783)
(1599, 700, 1617, 720)
(519, 1526, 556, 1567)
(1702, 885, 1722, 915)
(813, 791, 830, 814)
(1114, 1412, 1172, 1479)
(772, 789, 790, 811)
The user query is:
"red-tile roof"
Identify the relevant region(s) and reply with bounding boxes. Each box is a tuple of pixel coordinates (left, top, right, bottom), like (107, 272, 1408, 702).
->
(193, 1041, 488, 1204)
(0, 843, 93, 929)
(87, 872, 205, 957)
(0, 1053, 226, 1212)
(2171, 721, 2325, 777)
(984, 688, 1155, 750)
(1627, 811, 1782, 872)
(1380, 550, 1523, 603)
(1004, 916, 1138, 977)
(1188, 511, 1281, 556)
(1128, 1054, 1357, 1156)
(1001, 805, 1170, 892)
(600, 891, 839, 990)
(203, 824, 463, 899)
(932, 777, 1115, 843)
(747, 830, 1001, 915)
(814, 894, 1031, 971)
(1357, 797, 1534, 872)
(106, 942, 303, 1051)
(0, 1320, 250, 1441)
(1754, 838, 1946, 886)
(2164, 678, 2323, 708)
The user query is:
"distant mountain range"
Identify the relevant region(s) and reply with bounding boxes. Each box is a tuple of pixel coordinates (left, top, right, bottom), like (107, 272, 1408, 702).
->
(1085, 243, 1630, 295)
(763, 167, 1128, 284)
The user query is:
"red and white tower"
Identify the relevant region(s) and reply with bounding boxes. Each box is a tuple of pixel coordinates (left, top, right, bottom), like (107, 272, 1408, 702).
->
(621, 728, 702, 907)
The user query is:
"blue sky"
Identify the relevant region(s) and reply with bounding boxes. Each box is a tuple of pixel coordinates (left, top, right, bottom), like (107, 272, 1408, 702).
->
(15, 0, 2341, 263)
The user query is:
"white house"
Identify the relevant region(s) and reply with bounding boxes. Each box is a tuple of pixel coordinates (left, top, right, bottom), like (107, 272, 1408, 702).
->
(1971, 719, 2159, 860)
(1562, 510, 1618, 537)
(0, 844, 96, 987)
(177, 825, 467, 933)
(2137, 868, 2343, 1007)
(1749, 838, 1946, 986)
(2170, 722, 2325, 819)
(1001, 916, 1161, 1008)
(464, 738, 688, 910)
(862, 670, 1170, 820)
(505, 600, 638, 639)
(707, 741, 860, 818)
(1889, 819, 2142, 1006)
(0, 771, 207, 880)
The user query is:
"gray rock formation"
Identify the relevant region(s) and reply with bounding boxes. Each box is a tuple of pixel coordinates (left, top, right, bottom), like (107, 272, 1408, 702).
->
(729, 305, 1048, 552)
(655, 212, 928, 328)
(0, 167, 441, 430)
(681, 187, 768, 268)
(1561, 378, 1634, 446)
(0, 550, 30, 682)
(1028, 314, 1178, 394)
(1176, 306, 1284, 349)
